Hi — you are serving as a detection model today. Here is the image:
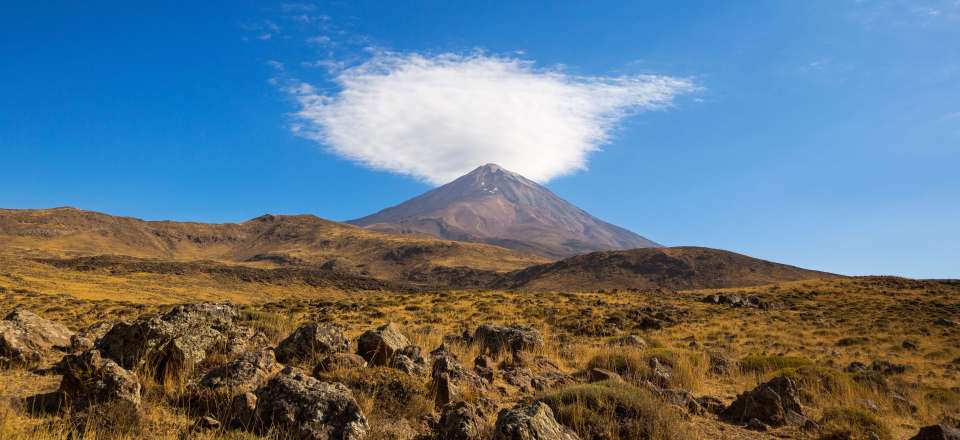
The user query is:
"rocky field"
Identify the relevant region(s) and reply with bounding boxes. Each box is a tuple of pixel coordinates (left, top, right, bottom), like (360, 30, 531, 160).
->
(1, 277, 958, 439)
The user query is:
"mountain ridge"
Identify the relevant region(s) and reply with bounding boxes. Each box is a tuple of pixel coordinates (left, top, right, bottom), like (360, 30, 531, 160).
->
(349, 163, 660, 258)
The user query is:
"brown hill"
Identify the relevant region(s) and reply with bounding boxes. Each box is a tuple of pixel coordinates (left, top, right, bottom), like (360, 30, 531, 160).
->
(0, 207, 546, 283)
(496, 246, 837, 291)
(348, 164, 659, 259)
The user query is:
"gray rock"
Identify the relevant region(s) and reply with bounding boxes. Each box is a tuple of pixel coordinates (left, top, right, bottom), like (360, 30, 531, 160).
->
(58, 349, 142, 413)
(357, 322, 409, 366)
(313, 353, 367, 374)
(0, 309, 74, 366)
(253, 367, 368, 440)
(910, 424, 960, 440)
(492, 401, 580, 440)
(199, 349, 278, 396)
(275, 323, 349, 365)
(721, 376, 806, 427)
(437, 401, 484, 440)
(70, 321, 113, 352)
(588, 368, 622, 383)
(96, 302, 245, 380)
(474, 324, 543, 357)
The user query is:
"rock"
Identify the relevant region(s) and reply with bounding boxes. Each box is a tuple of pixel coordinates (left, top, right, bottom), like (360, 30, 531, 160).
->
(57, 349, 141, 413)
(0, 309, 74, 366)
(390, 344, 427, 375)
(702, 294, 767, 309)
(357, 322, 409, 366)
(194, 416, 222, 430)
(721, 376, 806, 427)
(892, 392, 918, 414)
(933, 318, 958, 327)
(437, 401, 484, 440)
(199, 349, 278, 396)
(609, 335, 647, 348)
(474, 355, 496, 383)
(588, 368, 622, 383)
(432, 348, 484, 407)
(474, 324, 543, 357)
(649, 357, 672, 388)
(275, 323, 349, 365)
(70, 322, 113, 352)
(910, 424, 960, 440)
(902, 340, 919, 350)
(313, 353, 367, 374)
(253, 367, 368, 440)
(697, 395, 726, 415)
(231, 392, 258, 427)
(651, 387, 704, 415)
(96, 302, 245, 380)
(492, 401, 580, 440)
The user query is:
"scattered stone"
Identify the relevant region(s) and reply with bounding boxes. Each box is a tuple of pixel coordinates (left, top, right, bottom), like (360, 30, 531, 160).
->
(902, 339, 919, 350)
(313, 353, 367, 374)
(198, 349, 278, 396)
(390, 344, 427, 375)
(57, 349, 142, 413)
(721, 376, 807, 428)
(649, 357, 672, 388)
(437, 401, 484, 440)
(357, 322, 410, 366)
(253, 367, 368, 440)
(432, 347, 484, 407)
(708, 351, 733, 375)
(474, 355, 495, 383)
(492, 401, 580, 440)
(910, 424, 960, 440)
(588, 368, 622, 383)
(933, 318, 958, 327)
(70, 321, 113, 352)
(474, 324, 543, 357)
(702, 294, 768, 309)
(609, 334, 647, 348)
(275, 322, 349, 365)
(193, 416, 221, 430)
(0, 309, 74, 366)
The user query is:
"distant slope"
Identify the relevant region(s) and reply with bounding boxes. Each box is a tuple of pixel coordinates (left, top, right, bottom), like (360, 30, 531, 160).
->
(349, 164, 659, 259)
(496, 246, 837, 291)
(0, 207, 546, 282)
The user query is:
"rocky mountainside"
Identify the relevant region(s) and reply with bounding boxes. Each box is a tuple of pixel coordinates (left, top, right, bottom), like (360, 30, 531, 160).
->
(497, 246, 837, 291)
(0, 207, 545, 282)
(348, 164, 659, 259)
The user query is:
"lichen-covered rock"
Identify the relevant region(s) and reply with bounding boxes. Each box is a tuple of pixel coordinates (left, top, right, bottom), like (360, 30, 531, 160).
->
(275, 323, 349, 365)
(313, 353, 367, 374)
(0, 309, 73, 366)
(253, 367, 368, 440)
(199, 349, 278, 396)
(58, 349, 142, 413)
(437, 401, 484, 440)
(721, 376, 807, 428)
(492, 401, 580, 440)
(70, 322, 113, 352)
(474, 324, 543, 357)
(96, 302, 244, 380)
(357, 322, 409, 366)
(389, 344, 427, 375)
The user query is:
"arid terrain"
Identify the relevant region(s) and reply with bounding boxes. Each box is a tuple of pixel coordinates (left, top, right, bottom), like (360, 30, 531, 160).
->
(1, 208, 958, 440)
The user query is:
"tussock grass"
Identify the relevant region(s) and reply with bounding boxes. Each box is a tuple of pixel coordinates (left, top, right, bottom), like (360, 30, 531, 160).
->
(585, 348, 706, 391)
(817, 407, 892, 440)
(740, 355, 812, 374)
(538, 380, 682, 440)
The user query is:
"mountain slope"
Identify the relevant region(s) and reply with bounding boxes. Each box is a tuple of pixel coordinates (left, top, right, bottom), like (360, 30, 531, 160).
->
(0, 207, 546, 282)
(348, 164, 659, 258)
(496, 246, 837, 291)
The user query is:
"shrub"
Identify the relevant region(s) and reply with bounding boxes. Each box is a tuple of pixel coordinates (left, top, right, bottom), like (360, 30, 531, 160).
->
(538, 381, 681, 440)
(817, 407, 891, 440)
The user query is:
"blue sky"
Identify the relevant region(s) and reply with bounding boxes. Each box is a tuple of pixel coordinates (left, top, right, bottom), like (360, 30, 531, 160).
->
(2, 1, 958, 278)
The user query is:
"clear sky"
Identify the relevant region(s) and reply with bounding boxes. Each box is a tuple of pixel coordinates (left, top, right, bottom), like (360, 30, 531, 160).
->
(2, 1, 958, 278)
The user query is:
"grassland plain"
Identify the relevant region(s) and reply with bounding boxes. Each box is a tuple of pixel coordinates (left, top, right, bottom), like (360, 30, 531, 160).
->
(1, 260, 958, 439)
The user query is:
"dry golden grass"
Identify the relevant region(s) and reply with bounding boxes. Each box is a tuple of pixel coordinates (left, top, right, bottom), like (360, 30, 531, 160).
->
(0, 268, 957, 439)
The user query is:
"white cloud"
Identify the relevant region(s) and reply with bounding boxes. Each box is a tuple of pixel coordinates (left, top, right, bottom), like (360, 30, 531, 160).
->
(288, 52, 696, 184)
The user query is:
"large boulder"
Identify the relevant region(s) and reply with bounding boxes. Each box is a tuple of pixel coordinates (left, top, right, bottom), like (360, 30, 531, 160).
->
(474, 324, 543, 357)
(357, 322, 409, 366)
(492, 401, 580, 440)
(0, 309, 74, 366)
(275, 323, 349, 365)
(437, 401, 484, 440)
(910, 424, 960, 440)
(70, 321, 113, 352)
(721, 376, 806, 428)
(58, 349, 142, 413)
(253, 366, 368, 440)
(96, 302, 246, 380)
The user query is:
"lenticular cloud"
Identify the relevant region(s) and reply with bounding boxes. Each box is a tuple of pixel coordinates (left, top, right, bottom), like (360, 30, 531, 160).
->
(289, 52, 695, 184)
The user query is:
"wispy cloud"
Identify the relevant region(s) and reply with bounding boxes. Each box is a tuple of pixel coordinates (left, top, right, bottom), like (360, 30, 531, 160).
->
(287, 52, 697, 184)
